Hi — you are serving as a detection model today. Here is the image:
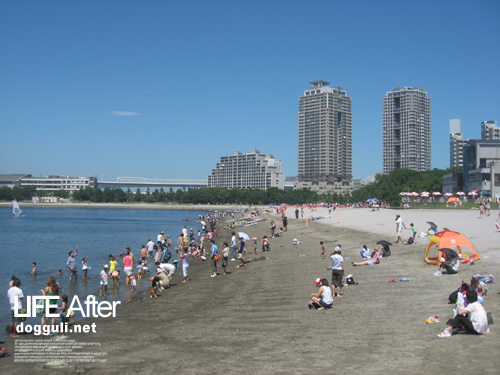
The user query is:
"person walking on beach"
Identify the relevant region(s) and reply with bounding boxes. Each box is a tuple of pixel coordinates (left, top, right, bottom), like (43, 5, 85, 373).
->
(210, 239, 219, 277)
(67, 246, 78, 281)
(330, 248, 345, 297)
(236, 237, 246, 268)
(283, 216, 288, 232)
(320, 241, 326, 260)
(270, 221, 276, 238)
(231, 232, 237, 261)
(8, 277, 24, 338)
(222, 242, 229, 275)
(179, 247, 190, 282)
(295, 208, 299, 219)
(395, 215, 406, 244)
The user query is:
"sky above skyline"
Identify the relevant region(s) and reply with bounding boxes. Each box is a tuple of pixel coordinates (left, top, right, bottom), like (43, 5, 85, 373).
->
(1, 0, 499, 182)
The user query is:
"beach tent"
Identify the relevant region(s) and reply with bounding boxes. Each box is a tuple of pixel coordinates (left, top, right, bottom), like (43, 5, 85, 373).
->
(446, 197, 461, 205)
(424, 230, 480, 265)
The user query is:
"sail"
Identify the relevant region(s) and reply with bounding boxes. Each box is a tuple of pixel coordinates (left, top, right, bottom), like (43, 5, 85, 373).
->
(13, 200, 21, 216)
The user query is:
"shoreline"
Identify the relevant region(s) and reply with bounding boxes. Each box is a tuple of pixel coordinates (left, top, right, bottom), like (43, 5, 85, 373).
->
(0, 201, 258, 211)
(1, 208, 498, 374)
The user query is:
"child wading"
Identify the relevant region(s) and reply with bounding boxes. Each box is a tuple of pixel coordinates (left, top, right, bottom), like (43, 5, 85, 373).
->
(100, 265, 109, 297)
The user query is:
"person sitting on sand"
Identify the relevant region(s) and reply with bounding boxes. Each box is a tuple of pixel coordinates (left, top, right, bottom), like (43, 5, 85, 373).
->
(380, 244, 391, 257)
(437, 253, 459, 275)
(309, 278, 333, 310)
(360, 245, 370, 260)
(470, 277, 487, 304)
(437, 290, 489, 337)
(352, 249, 381, 267)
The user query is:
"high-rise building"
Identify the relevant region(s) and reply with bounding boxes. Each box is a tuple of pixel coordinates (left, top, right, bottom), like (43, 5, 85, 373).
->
(449, 119, 468, 168)
(296, 81, 352, 192)
(481, 120, 499, 140)
(207, 150, 284, 190)
(382, 86, 431, 174)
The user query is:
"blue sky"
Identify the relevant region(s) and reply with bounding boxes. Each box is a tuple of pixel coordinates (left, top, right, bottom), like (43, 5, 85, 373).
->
(1, 0, 499, 181)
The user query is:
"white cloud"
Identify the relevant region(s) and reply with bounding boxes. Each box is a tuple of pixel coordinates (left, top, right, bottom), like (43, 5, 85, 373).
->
(111, 111, 141, 117)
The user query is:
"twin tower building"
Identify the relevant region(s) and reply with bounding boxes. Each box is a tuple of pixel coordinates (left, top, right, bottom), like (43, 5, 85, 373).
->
(296, 81, 431, 193)
(209, 81, 431, 193)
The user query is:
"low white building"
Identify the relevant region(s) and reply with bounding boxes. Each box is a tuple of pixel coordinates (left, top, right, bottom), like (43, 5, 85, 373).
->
(20, 175, 96, 194)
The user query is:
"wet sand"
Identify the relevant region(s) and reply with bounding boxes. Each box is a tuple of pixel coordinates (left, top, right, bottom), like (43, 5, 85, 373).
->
(2, 207, 498, 374)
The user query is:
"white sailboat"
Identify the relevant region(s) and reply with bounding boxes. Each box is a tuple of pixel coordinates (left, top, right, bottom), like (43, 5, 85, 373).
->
(13, 199, 22, 216)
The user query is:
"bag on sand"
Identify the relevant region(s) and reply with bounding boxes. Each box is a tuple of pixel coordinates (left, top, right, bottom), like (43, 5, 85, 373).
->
(346, 274, 356, 285)
(407, 237, 414, 245)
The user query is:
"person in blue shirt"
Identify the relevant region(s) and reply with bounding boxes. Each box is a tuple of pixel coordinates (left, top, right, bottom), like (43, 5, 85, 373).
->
(210, 239, 218, 278)
(360, 245, 370, 259)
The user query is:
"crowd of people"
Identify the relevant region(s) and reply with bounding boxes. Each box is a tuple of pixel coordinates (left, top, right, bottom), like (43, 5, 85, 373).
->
(7, 207, 492, 341)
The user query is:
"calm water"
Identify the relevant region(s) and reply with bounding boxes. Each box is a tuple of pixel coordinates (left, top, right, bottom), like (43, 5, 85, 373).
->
(0, 206, 207, 336)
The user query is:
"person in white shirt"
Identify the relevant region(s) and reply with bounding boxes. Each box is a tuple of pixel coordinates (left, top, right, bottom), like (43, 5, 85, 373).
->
(438, 290, 489, 337)
(147, 239, 155, 257)
(330, 248, 345, 297)
(7, 277, 25, 337)
(231, 232, 237, 261)
(395, 215, 406, 243)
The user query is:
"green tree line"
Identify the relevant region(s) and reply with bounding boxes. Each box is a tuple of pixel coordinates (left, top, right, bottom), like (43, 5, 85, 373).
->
(0, 186, 71, 201)
(70, 186, 333, 205)
(1, 168, 453, 206)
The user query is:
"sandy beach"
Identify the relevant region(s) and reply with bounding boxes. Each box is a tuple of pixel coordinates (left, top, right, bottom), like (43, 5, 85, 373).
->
(2, 206, 498, 374)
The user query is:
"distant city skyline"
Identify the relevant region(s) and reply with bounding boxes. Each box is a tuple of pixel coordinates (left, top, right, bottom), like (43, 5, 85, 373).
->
(1, 1, 499, 181)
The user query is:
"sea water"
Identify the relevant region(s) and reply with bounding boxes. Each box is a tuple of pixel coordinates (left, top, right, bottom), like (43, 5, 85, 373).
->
(0, 206, 207, 337)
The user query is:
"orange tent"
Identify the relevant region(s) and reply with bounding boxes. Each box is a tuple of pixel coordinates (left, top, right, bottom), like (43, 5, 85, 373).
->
(424, 230, 480, 265)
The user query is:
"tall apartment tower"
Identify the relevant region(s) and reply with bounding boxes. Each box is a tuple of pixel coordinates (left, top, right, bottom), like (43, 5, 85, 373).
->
(382, 86, 431, 174)
(481, 120, 500, 140)
(297, 81, 352, 184)
(449, 119, 468, 168)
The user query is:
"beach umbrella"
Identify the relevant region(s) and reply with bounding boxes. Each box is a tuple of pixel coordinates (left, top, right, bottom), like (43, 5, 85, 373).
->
(238, 232, 250, 241)
(376, 239, 393, 246)
(456, 192, 466, 196)
(432, 192, 442, 196)
(399, 192, 408, 196)
(446, 197, 461, 205)
(421, 192, 430, 197)
(440, 248, 459, 258)
(200, 220, 206, 226)
(251, 237, 259, 241)
(444, 192, 454, 197)
(426, 221, 438, 229)
(468, 190, 479, 196)
(410, 192, 419, 196)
